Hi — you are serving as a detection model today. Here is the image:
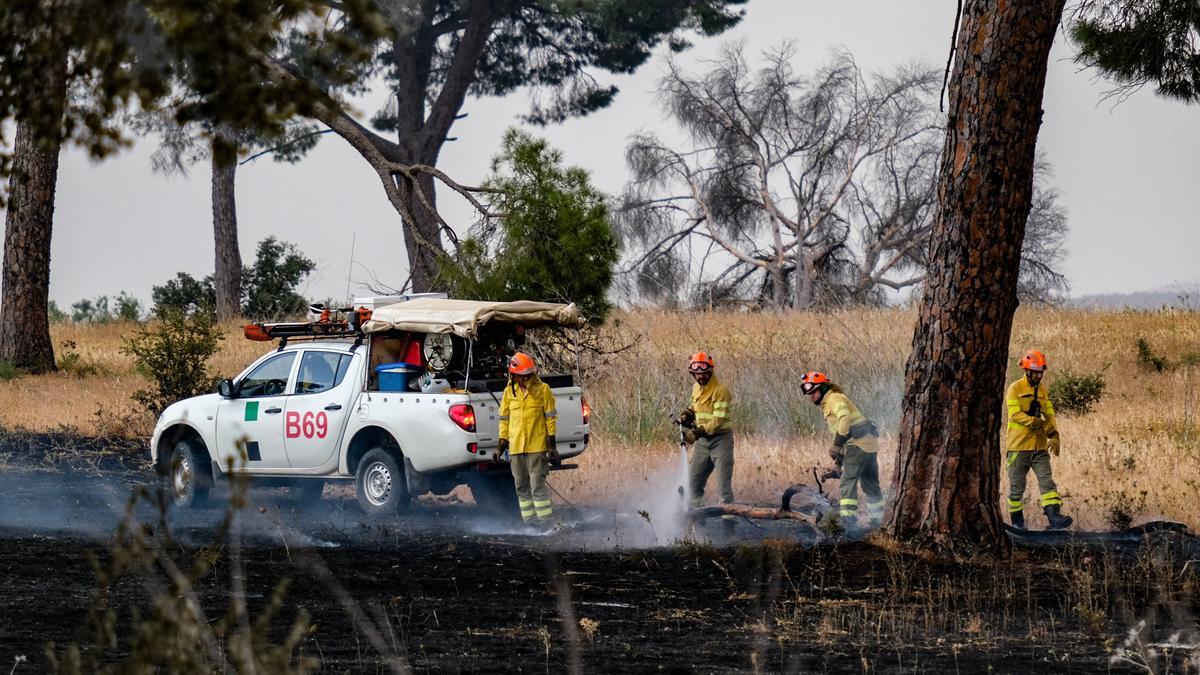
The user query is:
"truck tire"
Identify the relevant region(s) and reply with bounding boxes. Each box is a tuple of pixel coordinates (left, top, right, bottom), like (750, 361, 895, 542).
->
(167, 439, 211, 509)
(355, 448, 410, 516)
(466, 470, 521, 523)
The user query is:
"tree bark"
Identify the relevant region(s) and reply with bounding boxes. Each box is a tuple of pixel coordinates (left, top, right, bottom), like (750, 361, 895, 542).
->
(396, 169, 443, 293)
(211, 133, 242, 319)
(0, 49, 68, 373)
(885, 0, 1066, 556)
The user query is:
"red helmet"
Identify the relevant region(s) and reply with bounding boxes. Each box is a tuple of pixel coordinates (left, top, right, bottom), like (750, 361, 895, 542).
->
(1019, 349, 1047, 372)
(688, 351, 715, 374)
(800, 371, 830, 395)
(508, 352, 537, 376)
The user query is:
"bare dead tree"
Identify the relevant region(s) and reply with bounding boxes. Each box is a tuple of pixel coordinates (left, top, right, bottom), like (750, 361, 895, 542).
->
(618, 45, 942, 310)
(846, 135, 940, 304)
(849, 148, 1070, 307)
(1017, 158, 1070, 303)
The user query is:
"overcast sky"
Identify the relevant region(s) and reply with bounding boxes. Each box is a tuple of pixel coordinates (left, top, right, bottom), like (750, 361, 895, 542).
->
(27, 0, 1200, 308)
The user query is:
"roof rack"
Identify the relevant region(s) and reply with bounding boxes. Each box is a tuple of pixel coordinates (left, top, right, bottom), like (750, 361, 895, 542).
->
(243, 305, 371, 350)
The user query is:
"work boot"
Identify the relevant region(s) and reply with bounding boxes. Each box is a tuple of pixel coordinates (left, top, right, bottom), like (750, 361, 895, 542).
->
(1044, 504, 1073, 530)
(1010, 510, 1026, 530)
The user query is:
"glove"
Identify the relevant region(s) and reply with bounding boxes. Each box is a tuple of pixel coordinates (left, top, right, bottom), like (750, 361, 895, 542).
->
(1027, 416, 1045, 431)
(545, 435, 557, 454)
(677, 409, 695, 427)
(548, 448, 562, 467)
(1047, 435, 1061, 456)
(828, 446, 844, 464)
(820, 467, 842, 481)
(683, 429, 699, 445)
(497, 438, 509, 453)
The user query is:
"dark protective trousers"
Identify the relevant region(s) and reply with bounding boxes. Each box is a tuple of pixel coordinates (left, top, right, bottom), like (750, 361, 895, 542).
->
(1006, 450, 1062, 513)
(840, 445, 884, 524)
(510, 452, 552, 521)
(689, 431, 734, 508)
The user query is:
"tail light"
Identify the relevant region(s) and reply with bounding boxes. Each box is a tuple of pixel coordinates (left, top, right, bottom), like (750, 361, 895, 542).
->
(581, 396, 591, 425)
(448, 404, 476, 432)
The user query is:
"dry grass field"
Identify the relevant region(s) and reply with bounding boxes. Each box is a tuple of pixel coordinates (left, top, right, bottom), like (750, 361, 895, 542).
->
(3, 307, 1198, 532)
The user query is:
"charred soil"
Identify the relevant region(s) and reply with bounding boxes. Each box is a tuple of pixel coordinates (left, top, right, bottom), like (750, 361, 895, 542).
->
(0, 431, 1197, 673)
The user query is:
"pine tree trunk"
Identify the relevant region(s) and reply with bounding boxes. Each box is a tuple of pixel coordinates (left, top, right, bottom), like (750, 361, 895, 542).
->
(885, 0, 1065, 556)
(397, 169, 442, 293)
(211, 133, 242, 320)
(0, 51, 68, 373)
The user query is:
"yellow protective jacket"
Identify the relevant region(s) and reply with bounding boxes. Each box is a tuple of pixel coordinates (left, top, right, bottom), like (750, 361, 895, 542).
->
(820, 387, 878, 453)
(499, 376, 557, 455)
(688, 375, 732, 436)
(1005, 376, 1057, 451)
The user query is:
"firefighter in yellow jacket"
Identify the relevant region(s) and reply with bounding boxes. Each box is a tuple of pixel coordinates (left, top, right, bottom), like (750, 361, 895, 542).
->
(498, 352, 558, 526)
(677, 352, 735, 515)
(802, 372, 884, 527)
(1005, 349, 1072, 530)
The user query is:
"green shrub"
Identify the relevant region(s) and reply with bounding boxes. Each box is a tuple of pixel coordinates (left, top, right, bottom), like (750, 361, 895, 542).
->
(0, 361, 21, 381)
(1135, 337, 1167, 372)
(47, 300, 68, 324)
(439, 128, 619, 323)
(152, 238, 315, 321)
(70, 296, 111, 323)
(66, 291, 143, 323)
(113, 291, 144, 322)
(1048, 370, 1106, 414)
(243, 236, 315, 320)
(151, 272, 216, 319)
(56, 340, 103, 378)
(123, 309, 224, 416)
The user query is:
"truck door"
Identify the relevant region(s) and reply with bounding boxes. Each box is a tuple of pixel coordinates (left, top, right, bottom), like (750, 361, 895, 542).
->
(216, 351, 297, 471)
(284, 350, 358, 468)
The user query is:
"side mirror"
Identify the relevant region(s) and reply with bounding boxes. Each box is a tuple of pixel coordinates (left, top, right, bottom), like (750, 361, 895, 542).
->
(218, 379, 235, 399)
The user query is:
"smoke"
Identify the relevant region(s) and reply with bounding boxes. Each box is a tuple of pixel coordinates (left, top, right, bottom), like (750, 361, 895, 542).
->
(0, 451, 823, 551)
(458, 456, 692, 548)
(0, 471, 138, 538)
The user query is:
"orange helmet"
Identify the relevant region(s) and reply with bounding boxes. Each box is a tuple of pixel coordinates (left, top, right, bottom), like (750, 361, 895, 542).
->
(800, 371, 830, 395)
(688, 351, 715, 374)
(508, 352, 537, 376)
(1019, 349, 1047, 372)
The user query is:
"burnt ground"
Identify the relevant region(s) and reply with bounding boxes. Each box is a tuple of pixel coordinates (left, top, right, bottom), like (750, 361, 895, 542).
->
(0, 430, 1198, 673)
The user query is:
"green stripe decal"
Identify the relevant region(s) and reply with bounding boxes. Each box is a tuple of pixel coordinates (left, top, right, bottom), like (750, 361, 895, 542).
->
(245, 401, 259, 422)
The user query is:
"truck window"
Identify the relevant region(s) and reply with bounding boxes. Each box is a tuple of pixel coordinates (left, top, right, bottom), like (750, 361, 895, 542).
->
(295, 352, 351, 394)
(238, 353, 296, 398)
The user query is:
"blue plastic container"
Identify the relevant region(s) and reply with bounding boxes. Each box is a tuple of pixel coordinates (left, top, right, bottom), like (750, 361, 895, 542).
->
(375, 362, 420, 391)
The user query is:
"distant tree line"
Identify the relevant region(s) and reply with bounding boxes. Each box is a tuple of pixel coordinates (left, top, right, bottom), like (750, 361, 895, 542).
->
(51, 236, 315, 324)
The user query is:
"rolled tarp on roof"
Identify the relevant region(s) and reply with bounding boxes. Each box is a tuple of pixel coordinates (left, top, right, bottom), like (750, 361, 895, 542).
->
(362, 297, 583, 338)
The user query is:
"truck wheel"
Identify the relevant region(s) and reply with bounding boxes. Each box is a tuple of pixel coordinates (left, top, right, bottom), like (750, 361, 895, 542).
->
(167, 439, 211, 509)
(355, 448, 410, 516)
(466, 470, 521, 523)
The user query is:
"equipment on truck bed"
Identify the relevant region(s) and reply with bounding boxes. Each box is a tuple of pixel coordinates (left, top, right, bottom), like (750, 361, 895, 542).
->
(243, 304, 372, 348)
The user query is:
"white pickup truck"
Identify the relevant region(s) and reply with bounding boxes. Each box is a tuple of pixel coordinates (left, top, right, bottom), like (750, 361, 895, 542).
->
(150, 296, 591, 517)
